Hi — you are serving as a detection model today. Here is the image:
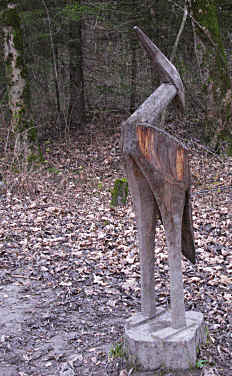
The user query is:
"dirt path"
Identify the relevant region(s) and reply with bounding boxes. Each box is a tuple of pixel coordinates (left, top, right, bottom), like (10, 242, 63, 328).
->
(0, 281, 126, 375)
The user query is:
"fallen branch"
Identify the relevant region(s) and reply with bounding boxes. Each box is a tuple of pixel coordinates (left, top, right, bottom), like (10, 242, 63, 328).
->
(160, 1, 188, 127)
(11, 274, 39, 280)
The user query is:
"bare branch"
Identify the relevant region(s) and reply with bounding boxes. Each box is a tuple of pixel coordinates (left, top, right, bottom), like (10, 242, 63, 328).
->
(161, 1, 188, 126)
(170, 2, 188, 62)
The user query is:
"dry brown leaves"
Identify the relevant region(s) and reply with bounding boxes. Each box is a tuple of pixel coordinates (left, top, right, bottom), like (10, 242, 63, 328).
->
(0, 125, 231, 375)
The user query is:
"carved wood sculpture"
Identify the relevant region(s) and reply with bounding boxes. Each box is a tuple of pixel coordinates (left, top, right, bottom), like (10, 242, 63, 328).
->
(122, 27, 195, 330)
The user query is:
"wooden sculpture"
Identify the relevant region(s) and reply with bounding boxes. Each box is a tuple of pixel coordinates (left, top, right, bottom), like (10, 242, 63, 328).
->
(121, 27, 195, 330)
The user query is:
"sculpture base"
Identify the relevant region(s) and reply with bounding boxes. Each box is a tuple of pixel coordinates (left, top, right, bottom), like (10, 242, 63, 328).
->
(124, 310, 207, 371)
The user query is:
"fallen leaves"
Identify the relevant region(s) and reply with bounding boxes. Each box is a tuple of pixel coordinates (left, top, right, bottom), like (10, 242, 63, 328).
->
(0, 128, 231, 375)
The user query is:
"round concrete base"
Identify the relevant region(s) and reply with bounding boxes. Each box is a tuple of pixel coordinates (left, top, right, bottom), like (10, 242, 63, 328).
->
(125, 310, 207, 371)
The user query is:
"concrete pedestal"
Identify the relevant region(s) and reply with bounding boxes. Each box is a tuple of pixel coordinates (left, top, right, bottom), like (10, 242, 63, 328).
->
(125, 309, 207, 371)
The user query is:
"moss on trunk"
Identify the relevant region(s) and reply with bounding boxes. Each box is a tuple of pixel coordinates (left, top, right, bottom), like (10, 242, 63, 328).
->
(111, 178, 128, 207)
(2, 4, 29, 128)
(191, 0, 232, 152)
(1, 2, 38, 164)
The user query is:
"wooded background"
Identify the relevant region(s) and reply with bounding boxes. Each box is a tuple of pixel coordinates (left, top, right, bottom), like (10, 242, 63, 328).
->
(0, 0, 232, 160)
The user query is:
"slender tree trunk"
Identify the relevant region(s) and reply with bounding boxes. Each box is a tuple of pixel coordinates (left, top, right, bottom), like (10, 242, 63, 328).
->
(68, 0, 86, 127)
(54, 46, 61, 115)
(130, 34, 137, 114)
(42, 0, 61, 117)
(189, 0, 232, 153)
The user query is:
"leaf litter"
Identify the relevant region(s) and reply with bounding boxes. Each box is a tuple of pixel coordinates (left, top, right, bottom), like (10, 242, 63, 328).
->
(0, 124, 231, 376)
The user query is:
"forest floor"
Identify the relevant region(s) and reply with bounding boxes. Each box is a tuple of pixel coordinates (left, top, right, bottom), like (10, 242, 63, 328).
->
(0, 121, 231, 376)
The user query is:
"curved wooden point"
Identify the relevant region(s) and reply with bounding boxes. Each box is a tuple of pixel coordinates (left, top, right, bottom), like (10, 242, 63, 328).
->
(133, 26, 185, 112)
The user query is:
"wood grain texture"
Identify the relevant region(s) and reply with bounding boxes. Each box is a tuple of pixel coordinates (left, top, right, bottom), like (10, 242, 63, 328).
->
(134, 26, 185, 112)
(121, 28, 195, 329)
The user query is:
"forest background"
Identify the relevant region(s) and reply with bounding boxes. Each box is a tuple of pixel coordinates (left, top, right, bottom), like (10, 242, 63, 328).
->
(0, 0, 232, 165)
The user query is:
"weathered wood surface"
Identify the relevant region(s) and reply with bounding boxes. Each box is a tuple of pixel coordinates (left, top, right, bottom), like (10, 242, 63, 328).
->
(122, 27, 195, 329)
(134, 26, 185, 112)
(123, 122, 195, 264)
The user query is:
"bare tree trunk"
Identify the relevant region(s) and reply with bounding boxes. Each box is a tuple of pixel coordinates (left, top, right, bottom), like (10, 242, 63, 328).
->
(130, 33, 137, 114)
(68, 0, 86, 127)
(42, 0, 61, 116)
